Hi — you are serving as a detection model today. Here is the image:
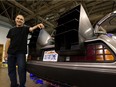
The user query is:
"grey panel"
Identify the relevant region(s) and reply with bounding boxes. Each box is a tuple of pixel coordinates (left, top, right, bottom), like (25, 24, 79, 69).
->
(36, 29, 51, 46)
(79, 5, 94, 43)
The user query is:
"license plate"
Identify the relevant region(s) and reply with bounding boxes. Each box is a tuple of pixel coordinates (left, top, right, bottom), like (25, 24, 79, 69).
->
(43, 50, 58, 62)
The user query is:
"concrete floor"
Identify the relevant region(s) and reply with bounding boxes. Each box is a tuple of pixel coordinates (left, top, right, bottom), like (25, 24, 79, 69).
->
(0, 63, 42, 87)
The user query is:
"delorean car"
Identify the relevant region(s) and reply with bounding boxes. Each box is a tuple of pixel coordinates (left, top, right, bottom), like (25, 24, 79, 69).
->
(27, 4, 116, 87)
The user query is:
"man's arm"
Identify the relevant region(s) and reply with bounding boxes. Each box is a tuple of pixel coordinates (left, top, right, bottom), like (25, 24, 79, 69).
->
(4, 38, 11, 60)
(29, 23, 44, 32)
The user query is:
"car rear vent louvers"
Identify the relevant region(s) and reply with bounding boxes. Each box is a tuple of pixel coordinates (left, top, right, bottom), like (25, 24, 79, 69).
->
(55, 5, 83, 56)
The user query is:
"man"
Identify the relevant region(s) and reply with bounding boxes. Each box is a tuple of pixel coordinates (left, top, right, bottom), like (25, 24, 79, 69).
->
(4, 14, 44, 87)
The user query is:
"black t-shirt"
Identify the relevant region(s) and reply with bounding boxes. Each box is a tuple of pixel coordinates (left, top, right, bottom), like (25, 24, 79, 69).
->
(7, 25, 30, 54)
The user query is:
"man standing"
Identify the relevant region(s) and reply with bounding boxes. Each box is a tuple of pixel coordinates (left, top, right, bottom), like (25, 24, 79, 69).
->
(4, 14, 44, 87)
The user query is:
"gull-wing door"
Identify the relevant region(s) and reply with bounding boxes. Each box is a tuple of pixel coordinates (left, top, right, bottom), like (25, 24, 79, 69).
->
(94, 11, 116, 34)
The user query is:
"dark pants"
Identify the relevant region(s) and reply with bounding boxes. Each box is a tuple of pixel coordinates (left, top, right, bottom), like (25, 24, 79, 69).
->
(8, 53, 26, 87)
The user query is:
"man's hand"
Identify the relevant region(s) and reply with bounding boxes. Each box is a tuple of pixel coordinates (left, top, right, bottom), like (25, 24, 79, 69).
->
(4, 38, 10, 61)
(4, 53, 8, 61)
(36, 23, 44, 29)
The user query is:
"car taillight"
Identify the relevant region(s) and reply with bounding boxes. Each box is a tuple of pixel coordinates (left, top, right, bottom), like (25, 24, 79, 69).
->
(95, 45, 115, 62)
(70, 43, 115, 62)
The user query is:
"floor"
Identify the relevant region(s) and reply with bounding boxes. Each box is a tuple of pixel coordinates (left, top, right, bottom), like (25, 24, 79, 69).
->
(0, 63, 43, 87)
